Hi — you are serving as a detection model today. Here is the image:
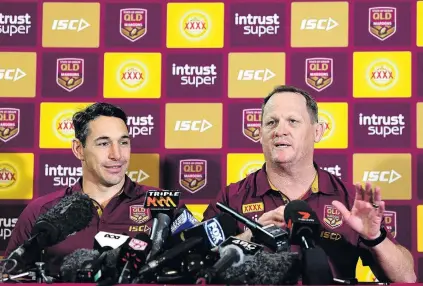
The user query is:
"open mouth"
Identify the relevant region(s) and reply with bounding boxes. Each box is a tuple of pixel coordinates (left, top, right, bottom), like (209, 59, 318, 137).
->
(274, 143, 291, 148)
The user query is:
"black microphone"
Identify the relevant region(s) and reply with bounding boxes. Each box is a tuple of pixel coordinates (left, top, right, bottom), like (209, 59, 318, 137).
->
(147, 213, 171, 261)
(60, 249, 101, 282)
(196, 244, 245, 284)
(7, 192, 94, 269)
(166, 213, 238, 250)
(216, 202, 289, 252)
(117, 233, 152, 284)
(284, 200, 321, 248)
(218, 249, 301, 285)
(93, 231, 130, 252)
(219, 236, 264, 256)
(284, 200, 333, 285)
(134, 236, 204, 282)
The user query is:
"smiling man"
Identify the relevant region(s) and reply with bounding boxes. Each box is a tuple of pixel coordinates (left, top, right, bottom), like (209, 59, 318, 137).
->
(5, 103, 162, 277)
(203, 85, 416, 283)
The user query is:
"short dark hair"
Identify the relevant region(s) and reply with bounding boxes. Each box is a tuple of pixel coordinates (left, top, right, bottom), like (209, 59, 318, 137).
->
(72, 102, 128, 147)
(261, 85, 318, 124)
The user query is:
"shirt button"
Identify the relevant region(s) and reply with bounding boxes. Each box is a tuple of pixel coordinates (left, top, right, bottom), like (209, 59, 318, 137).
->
(101, 219, 106, 223)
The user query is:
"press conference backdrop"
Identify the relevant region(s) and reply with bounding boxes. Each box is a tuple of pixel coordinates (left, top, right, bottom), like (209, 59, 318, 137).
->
(0, 0, 422, 281)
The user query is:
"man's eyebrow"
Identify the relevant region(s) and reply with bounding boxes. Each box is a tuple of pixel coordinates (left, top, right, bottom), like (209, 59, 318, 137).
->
(94, 135, 130, 142)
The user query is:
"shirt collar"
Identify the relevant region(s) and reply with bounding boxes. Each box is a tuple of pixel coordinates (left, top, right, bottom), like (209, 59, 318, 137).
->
(70, 175, 138, 199)
(255, 162, 336, 197)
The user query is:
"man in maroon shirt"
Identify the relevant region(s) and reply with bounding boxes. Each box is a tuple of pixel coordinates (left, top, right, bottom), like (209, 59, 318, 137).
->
(5, 103, 161, 276)
(203, 85, 416, 283)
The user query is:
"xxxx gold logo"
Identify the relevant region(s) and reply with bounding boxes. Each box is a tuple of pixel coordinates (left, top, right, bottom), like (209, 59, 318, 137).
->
(180, 10, 210, 41)
(118, 61, 148, 91)
(242, 202, 264, 214)
(53, 110, 75, 141)
(0, 163, 17, 189)
(367, 60, 398, 90)
(240, 161, 263, 179)
(318, 110, 335, 141)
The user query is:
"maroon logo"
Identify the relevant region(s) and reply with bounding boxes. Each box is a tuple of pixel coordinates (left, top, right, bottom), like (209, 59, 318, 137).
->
(369, 7, 396, 41)
(0, 108, 20, 143)
(383, 210, 397, 238)
(120, 8, 147, 42)
(129, 205, 150, 224)
(56, 58, 84, 92)
(305, 58, 333, 92)
(179, 159, 207, 194)
(242, 109, 261, 143)
(323, 205, 343, 229)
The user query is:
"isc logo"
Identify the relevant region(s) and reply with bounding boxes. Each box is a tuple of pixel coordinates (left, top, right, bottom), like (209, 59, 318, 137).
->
(362, 170, 401, 184)
(0, 68, 26, 82)
(52, 19, 90, 32)
(300, 18, 339, 31)
(174, 120, 212, 132)
(237, 69, 275, 82)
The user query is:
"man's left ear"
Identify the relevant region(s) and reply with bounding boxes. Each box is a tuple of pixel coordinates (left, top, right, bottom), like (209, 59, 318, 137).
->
(314, 122, 324, 143)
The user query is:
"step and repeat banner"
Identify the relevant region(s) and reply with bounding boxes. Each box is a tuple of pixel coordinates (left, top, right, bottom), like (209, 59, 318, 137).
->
(0, 0, 423, 281)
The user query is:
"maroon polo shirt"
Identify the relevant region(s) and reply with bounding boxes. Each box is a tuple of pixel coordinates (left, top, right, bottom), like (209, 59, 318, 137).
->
(5, 175, 161, 276)
(203, 162, 398, 280)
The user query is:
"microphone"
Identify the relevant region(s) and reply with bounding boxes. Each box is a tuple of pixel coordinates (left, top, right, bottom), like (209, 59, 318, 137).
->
(166, 213, 238, 250)
(133, 236, 205, 284)
(7, 192, 94, 268)
(219, 236, 264, 256)
(284, 200, 321, 248)
(216, 202, 289, 252)
(284, 200, 333, 285)
(218, 249, 301, 285)
(147, 213, 171, 261)
(60, 249, 100, 282)
(196, 244, 245, 284)
(93, 231, 130, 252)
(171, 208, 199, 235)
(117, 233, 152, 284)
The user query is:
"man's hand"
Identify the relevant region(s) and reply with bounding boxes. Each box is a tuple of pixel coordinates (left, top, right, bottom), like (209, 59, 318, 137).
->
(332, 182, 384, 240)
(257, 205, 286, 228)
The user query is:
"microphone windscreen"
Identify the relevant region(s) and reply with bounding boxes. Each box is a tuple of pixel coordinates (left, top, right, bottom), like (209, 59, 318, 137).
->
(218, 250, 301, 285)
(60, 248, 100, 282)
(33, 192, 94, 245)
(284, 200, 313, 222)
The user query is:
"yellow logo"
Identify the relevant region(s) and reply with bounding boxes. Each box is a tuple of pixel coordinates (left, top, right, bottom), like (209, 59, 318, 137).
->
(318, 110, 335, 142)
(240, 161, 263, 179)
(417, 103, 423, 149)
(185, 204, 209, 222)
(0, 153, 34, 199)
(315, 103, 348, 149)
(353, 51, 411, 98)
(0, 163, 17, 189)
(53, 110, 75, 142)
(103, 53, 161, 98)
(353, 153, 411, 200)
(165, 103, 222, 149)
(180, 11, 210, 41)
(242, 202, 264, 214)
(40, 102, 93, 148)
(167, 3, 224, 48)
(417, 205, 423, 252)
(366, 60, 398, 90)
(416, 2, 423, 47)
(127, 154, 160, 187)
(118, 61, 148, 91)
(227, 154, 265, 185)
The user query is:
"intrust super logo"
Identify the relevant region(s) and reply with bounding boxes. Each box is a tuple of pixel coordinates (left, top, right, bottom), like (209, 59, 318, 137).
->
(103, 53, 161, 98)
(354, 103, 410, 148)
(315, 103, 348, 149)
(353, 153, 411, 200)
(353, 51, 411, 98)
(0, 153, 33, 199)
(40, 102, 92, 148)
(38, 153, 82, 195)
(172, 62, 217, 88)
(167, 3, 224, 48)
(0, 13, 32, 36)
(0, 3, 37, 47)
(0, 205, 26, 251)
